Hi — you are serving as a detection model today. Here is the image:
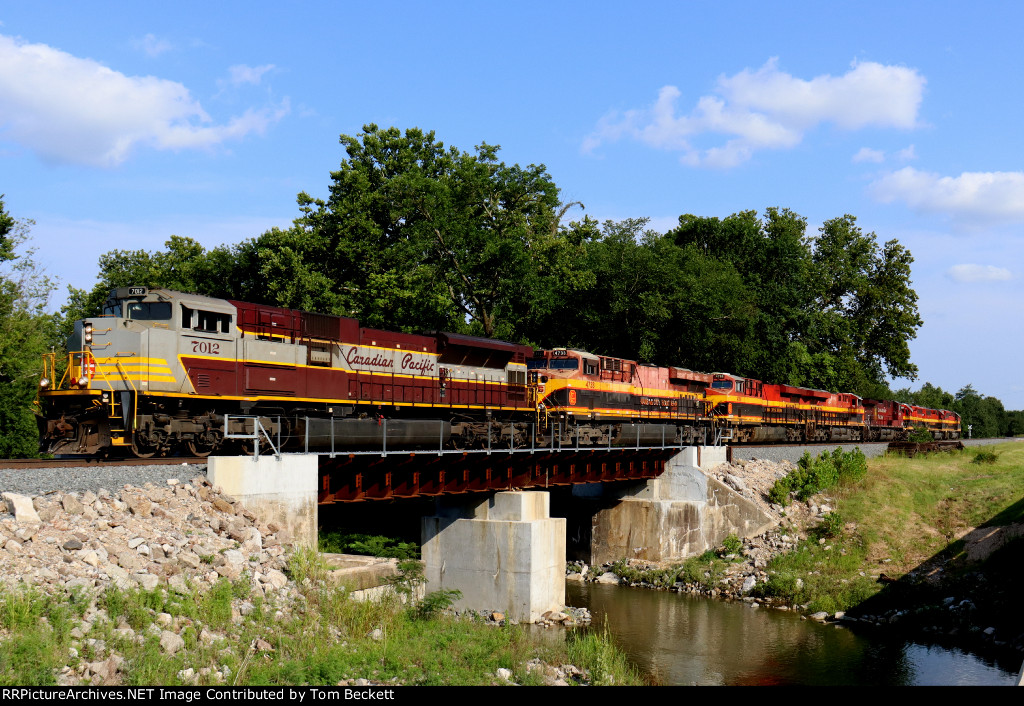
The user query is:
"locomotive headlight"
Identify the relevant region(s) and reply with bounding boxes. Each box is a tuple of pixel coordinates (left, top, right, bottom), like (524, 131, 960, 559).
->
(78, 377, 89, 389)
(101, 392, 110, 402)
(39, 377, 49, 389)
(84, 332, 93, 343)
(83, 323, 93, 343)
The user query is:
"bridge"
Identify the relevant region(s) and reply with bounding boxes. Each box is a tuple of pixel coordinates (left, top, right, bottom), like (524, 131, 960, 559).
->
(207, 417, 772, 623)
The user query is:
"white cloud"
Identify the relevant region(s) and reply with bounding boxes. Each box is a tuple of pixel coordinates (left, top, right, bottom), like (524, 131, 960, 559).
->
(869, 167, 1024, 223)
(897, 144, 917, 161)
(226, 64, 275, 86)
(132, 33, 172, 57)
(0, 34, 289, 167)
(853, 147, 885, 163)
(583, 58, 925, 167)
(948, 264, 1012, 282)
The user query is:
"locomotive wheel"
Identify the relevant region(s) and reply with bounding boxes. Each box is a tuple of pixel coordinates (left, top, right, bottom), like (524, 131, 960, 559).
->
(186, 440, 214, 458)
(130, 438, 158, 459)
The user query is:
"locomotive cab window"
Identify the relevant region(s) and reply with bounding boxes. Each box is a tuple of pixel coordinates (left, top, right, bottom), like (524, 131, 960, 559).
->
(195, 310, 232, 334)
(103, 302, 122, 317)
(126, 301, 172, 321)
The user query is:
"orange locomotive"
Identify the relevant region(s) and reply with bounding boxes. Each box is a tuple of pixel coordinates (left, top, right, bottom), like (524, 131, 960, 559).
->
(527, 351, 960, 445)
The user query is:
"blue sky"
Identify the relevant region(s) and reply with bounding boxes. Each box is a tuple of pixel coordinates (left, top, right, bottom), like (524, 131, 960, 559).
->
(1, 1, 1021, 409)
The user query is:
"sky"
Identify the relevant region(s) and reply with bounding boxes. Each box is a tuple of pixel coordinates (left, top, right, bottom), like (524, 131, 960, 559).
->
(0, 1, 1021, 409)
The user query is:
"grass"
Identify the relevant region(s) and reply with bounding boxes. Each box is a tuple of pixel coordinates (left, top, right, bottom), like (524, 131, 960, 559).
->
(0, 552, 645, 686)
(757, 441, 1024, 615)
(609, 543, 743, 592)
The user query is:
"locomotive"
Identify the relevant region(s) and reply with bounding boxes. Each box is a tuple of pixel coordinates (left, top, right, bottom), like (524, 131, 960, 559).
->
(36, 286, 959, 457)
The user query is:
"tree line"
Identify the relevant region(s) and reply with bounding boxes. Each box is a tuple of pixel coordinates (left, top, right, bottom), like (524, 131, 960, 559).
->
(893, 382, 1024, 439)
(1, 125, 1020, 454)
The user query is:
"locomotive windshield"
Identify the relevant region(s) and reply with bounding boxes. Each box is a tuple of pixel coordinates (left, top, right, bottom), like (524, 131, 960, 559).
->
(526, 358, 579, 370)
(126, 301, 172, 321)
(710, 380, 734, 390)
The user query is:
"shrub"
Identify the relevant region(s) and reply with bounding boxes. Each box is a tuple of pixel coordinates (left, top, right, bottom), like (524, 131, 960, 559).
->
(817, 511, 844, 538)
(754, 571, 804, 603)
(768, 448, 867, 505)
(411, 589, 462, 620)
(971, 451, 997, 465)
(721, 533, 742, 555)
(909, 427, 935, 443)
(319, 532, 419, 560)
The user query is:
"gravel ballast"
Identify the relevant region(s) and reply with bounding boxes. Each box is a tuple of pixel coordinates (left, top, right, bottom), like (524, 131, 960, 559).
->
(0, 463, 208, 498)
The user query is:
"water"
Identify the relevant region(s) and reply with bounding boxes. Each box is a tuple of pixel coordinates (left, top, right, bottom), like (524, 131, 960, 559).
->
(567, 581, 1020, 685)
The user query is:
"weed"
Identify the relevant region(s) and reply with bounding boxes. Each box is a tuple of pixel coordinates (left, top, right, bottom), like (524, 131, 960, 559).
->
(567, 624, 643, 686)
(721, 533, 742, 555)
(411, 589, 462, 620)
(287, 547, 330, 584)
(971, 451, 997, 465)
(816, 511, 844, 539)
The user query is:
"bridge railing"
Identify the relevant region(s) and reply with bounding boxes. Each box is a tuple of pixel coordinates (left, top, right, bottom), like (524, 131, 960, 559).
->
(221, 416, 698, 459)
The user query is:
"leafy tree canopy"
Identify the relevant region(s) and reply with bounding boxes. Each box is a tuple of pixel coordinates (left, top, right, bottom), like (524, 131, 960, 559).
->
(0, 197, 59, 457)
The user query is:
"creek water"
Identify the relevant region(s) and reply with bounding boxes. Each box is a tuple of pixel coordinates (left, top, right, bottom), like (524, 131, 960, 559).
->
(566, 581, 1020, 685)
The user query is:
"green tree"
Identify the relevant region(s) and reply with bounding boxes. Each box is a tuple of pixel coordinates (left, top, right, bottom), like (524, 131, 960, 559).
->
(805, 215, 921, 396)
(71, 235, 240, 320)
(256, 124, 589, 339)
(668, 208, 812, 383)
(955, 384, 1006, 438)
(0, 198, 57, 457)
(549, 218, 755, 369)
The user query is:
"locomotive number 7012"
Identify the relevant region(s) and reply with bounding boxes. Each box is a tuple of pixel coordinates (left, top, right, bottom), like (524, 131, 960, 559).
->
(191, 340, 221, 355)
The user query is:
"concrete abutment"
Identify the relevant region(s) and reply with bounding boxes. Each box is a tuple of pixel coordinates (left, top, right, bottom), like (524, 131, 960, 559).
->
(207, 446, 770, 620)
(585, 446, 774, 565)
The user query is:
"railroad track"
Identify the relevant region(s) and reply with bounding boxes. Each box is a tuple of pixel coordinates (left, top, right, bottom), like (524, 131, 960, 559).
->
(0, 456, 208, 470)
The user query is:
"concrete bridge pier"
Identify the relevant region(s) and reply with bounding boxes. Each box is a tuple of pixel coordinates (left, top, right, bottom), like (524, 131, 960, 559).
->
(422, 491, 566, 623)
(584, 446, 774, 565)
(207, 455, 319, 548)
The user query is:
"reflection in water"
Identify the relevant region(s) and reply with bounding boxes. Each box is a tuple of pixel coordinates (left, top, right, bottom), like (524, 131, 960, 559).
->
(567, 581, 1016, 686)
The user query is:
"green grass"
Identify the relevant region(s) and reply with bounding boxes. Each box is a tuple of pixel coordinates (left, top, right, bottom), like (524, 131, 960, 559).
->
(758, 441, 1024, 614)
(0, 560, 644, 686)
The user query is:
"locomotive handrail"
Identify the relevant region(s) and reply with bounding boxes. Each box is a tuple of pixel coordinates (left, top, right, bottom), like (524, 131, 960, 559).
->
(223, 415, 280, 459)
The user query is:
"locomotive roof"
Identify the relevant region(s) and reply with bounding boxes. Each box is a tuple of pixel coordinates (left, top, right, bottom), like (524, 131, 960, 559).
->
(111, 286, 236, 310)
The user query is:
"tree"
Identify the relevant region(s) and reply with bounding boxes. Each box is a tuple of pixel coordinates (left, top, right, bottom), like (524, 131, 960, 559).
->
(668, 208, 812, 383)
(804, 215, 921, 395)
(955, 384, 1006, 439)
(267, 125, 590, 339)
(70, 235, 241, 321)
(0, 197, 57, 457)
(547, 218, 755, 369)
